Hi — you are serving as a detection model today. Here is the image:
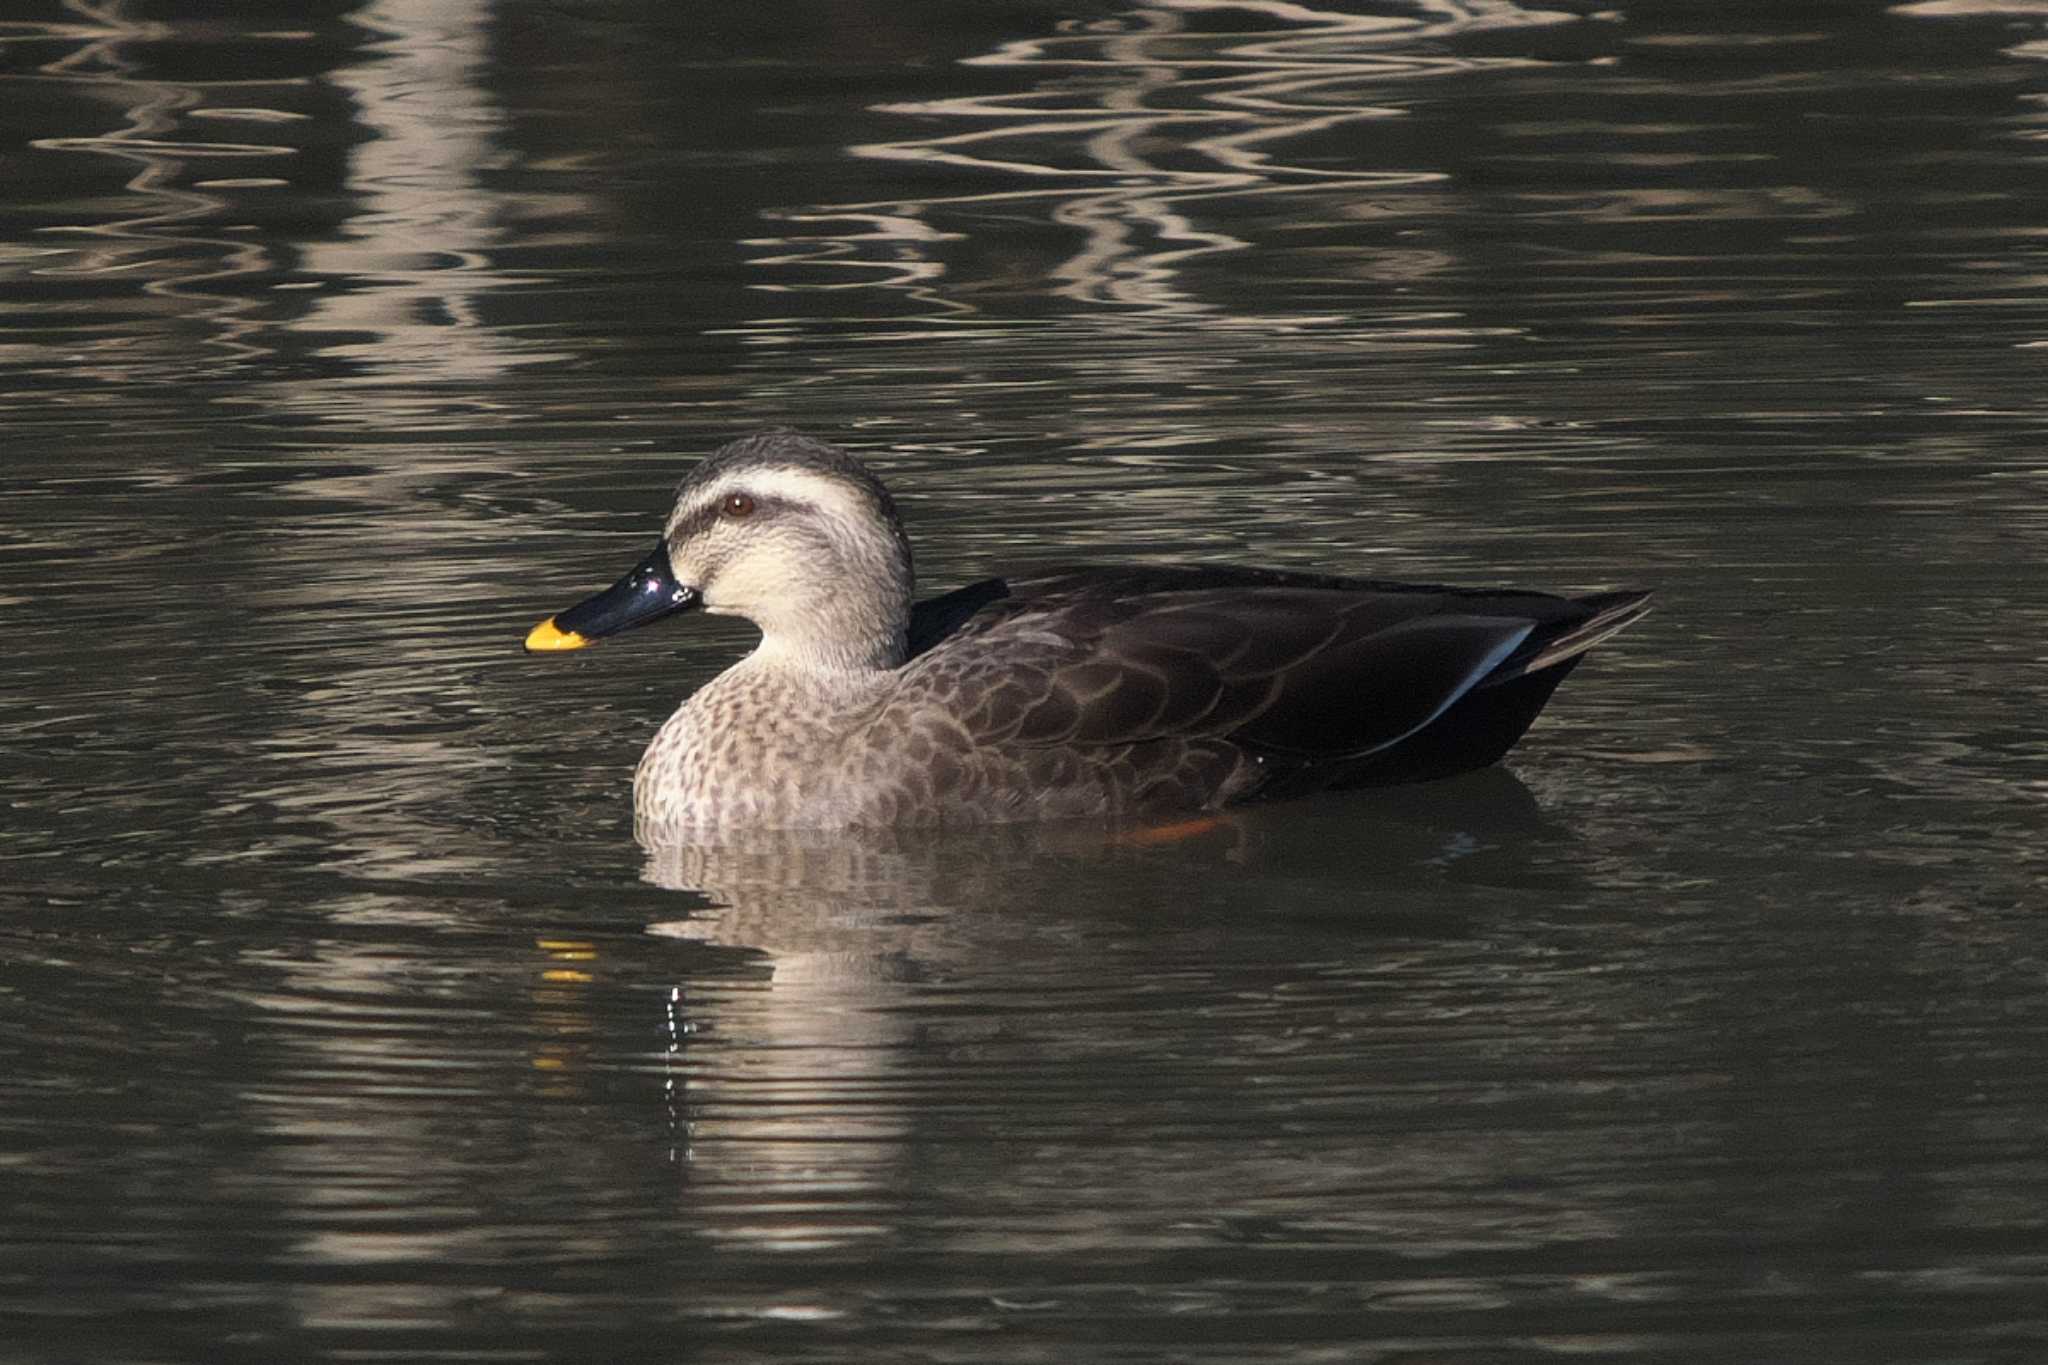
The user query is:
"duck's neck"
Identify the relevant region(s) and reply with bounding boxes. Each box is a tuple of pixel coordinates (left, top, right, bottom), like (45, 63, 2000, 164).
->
(743, 568, 911, 675)
(749, 623, 906, 676)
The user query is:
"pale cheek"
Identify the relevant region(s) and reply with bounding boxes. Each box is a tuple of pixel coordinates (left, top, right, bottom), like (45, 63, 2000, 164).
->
(704, 556, 808, 614)
(671, 554, 710, 590)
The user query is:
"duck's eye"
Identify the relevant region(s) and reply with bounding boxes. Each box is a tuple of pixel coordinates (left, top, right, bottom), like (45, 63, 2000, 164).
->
(721, 492, 755, 520)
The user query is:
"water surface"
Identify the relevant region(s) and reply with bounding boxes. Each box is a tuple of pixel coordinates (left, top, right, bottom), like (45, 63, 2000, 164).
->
(4, 2, 2047, 1361)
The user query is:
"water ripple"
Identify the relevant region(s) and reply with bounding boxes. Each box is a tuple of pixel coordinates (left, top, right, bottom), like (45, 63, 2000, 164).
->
(752, 0, 1572, 314)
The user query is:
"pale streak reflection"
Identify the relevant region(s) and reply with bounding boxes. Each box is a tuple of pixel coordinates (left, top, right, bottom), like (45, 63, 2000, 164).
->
(232, 895, 624, 1331)
(282, 0, 557, 395)
(248, 0, 579, 875)
(750, 0, 1570, 314)
(234, 891, 520, 1289)
(12, 6, 538, 872)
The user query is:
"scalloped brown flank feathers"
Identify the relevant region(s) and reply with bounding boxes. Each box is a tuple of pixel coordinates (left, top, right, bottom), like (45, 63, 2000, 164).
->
(526, 431, 1651, 834)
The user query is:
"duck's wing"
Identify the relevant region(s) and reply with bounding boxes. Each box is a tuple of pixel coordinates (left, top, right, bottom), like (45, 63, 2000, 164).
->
(1313, 586, 1652, 788)
(901, 566, 1635, 763)
(906, 577, 1010, 659)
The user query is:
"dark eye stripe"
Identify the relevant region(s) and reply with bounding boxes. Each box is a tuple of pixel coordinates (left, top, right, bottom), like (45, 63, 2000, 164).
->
(671, 492, 790, 539)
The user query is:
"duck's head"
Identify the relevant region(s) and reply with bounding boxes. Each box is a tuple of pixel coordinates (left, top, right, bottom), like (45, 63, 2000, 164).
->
(525, 431, 916, 670)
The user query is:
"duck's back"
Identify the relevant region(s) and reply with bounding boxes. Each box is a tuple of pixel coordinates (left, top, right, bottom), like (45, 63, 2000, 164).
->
(872, 566, 1649, 821)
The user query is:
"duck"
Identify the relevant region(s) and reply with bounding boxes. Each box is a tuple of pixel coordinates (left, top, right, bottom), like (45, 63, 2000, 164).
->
(525, 430, 1650, 834)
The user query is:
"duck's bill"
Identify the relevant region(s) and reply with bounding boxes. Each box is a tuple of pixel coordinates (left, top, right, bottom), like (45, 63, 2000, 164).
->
(525, 539, 700, 652)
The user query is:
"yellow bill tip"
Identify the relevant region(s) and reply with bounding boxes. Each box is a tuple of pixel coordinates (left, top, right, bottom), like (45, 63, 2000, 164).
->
(524, 617, 590, 653)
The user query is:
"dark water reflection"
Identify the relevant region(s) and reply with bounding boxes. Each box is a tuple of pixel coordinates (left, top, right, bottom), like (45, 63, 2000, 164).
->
(5, 1, 2048, 1361)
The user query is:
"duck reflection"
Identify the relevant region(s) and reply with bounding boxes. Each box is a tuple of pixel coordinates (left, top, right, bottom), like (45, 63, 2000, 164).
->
(642, 767, 1556, 930)
(636, 769, 1562, 1250)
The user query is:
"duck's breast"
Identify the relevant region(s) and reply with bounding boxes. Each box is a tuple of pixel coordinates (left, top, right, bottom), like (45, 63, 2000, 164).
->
(634, 665, 883, 831)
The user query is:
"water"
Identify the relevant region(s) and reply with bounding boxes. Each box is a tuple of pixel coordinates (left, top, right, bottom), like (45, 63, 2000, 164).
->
(4, 2, 2047, 1360)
